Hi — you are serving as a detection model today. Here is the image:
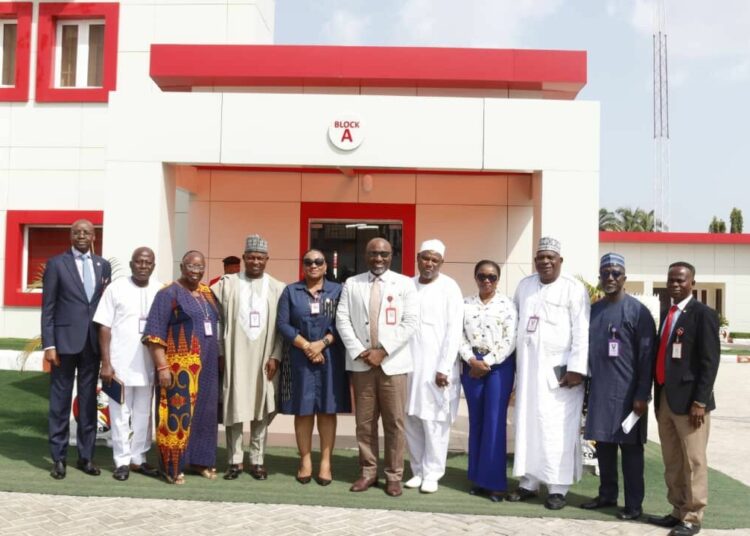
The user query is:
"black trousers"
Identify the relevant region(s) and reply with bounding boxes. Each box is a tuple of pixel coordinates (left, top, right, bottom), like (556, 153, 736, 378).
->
(48, 341, 100, 462)
(595, 441, 645, 511)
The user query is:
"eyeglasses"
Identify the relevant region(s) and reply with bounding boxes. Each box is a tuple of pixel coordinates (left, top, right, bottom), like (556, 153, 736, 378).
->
(476, 273, 498, 282)
(367, 251, 392, 259)
(303, 258, 325, 267)
(184, 264, 205, 271)
(600, 270, 624, 280)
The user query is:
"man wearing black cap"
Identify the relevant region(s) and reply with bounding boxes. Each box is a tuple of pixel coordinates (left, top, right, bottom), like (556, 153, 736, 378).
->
(210, 256, 241, 287)
(581, 253, 656, 520)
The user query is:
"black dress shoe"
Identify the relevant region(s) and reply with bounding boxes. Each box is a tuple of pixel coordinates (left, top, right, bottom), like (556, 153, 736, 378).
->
(76, 459, 101, 476)
(130, 463, 160, 478)
(223, 464, 242, 480)
(113, 465, 130, 481)
(468, 486, 485, 496)
(488, 492, 504, 503)
(616, 508, 642, 520)
(506, 487, 537, 502)
(314, 476, 332, 486)
(647, 514, 681, 528)
(544, 493, 567, 510)
(248, 464, 267, 480)
(580, 496, 617, 510)
(50, 460, 66, 480)
(669, 522, 701, 536)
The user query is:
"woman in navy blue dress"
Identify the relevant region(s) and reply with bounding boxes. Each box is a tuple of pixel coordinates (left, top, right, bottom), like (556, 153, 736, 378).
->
(277, 249, 351, 485)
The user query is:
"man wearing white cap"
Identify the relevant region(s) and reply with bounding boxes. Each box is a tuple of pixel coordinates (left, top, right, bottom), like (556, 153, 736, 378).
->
(404, 240, 463, 494)
(507, 236, 590, 510)
(212, 234, 285, 481)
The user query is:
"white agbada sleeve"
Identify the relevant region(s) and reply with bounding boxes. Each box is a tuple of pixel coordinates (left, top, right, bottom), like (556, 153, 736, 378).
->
(93, 282, 115, 328)
(436, 279, 464, 376)
(566, 279, 590, 376)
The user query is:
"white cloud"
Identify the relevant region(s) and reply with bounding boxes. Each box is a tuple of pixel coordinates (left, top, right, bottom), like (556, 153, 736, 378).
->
(322, 9, 369, 45)
(394, 0, 565, 48)
(720, 59, 750, 82)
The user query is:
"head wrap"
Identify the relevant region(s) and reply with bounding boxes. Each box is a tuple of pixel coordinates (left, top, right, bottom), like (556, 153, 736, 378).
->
(244, 234, 268, 254)
(536, 236, 561, 255)
(418, 239, 446, 257)
(600, 252, 625, 270)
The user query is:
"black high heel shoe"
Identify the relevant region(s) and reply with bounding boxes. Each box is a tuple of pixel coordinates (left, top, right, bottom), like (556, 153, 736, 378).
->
(315, 475, 332, 486)
(296, 474, 312, 484)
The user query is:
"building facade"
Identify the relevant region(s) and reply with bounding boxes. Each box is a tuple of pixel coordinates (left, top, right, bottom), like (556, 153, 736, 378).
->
(0, 0, 600, 337)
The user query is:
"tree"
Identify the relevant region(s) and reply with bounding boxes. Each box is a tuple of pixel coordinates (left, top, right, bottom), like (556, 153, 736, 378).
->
(615, 207, 658, 231)
(730, 207, 743, 233)
(708, 216, 727, 233)
(599, 208, 620, 231)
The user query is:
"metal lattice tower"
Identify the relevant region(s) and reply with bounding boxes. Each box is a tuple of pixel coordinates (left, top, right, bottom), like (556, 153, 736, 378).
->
(653, 0, 670, 231)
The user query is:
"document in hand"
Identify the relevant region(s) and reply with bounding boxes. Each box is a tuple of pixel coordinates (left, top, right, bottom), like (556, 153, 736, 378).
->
(621, 411, 640, 434)
(101, 377, 125, 405)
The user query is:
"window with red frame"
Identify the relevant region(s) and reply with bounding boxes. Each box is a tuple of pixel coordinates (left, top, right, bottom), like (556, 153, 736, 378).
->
(24, 225, 104, 291)
(0, 2, 31, 101)
(35, 3, 119, 102)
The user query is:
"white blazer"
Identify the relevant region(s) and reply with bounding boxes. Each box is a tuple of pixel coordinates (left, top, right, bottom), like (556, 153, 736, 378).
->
(336, 269, 419, 375)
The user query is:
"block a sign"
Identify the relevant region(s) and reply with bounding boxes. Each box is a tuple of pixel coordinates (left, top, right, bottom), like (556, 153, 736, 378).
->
(328, 115, 364, 150)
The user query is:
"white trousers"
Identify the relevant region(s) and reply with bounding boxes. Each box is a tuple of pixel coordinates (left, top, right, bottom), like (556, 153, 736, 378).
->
(405, 414, 451, 483)
(519, 474, 570, 496)
(109, 385, 153, 467)
(226, 412, 276, 465)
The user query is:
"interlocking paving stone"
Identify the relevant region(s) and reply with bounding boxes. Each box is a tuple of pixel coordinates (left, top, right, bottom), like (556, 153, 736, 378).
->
(1, 492, 747, 536)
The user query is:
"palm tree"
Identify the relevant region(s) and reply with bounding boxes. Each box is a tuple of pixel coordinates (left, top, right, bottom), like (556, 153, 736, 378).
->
(599, 208, 620, 231)
(614, 207, 658, 231)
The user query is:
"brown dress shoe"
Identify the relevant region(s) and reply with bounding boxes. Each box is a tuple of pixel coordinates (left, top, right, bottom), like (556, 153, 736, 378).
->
(248, 464, 267, 480)
(385, 480, 402, 497)
(350, 476, 378, 492)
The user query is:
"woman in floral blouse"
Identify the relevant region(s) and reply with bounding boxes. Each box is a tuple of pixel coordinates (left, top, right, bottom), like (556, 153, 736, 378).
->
(459, 260, 518, 502)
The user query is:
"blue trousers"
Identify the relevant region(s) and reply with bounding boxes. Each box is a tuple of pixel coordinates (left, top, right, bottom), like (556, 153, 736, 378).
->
(596, 441, 645, 511)
(461, 356, 515, 492)
(48, 341, 100, 462)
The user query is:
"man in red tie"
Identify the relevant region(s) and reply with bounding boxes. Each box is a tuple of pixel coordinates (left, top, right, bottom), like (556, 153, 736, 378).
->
(647, 262, 720, 536)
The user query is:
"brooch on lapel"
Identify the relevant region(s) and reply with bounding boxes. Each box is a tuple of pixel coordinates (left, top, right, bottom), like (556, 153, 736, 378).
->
(675, 327, 685, 342)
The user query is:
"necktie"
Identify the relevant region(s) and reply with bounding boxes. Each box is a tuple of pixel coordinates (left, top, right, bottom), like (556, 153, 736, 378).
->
(369, 277, 382, 349)
(655, 305, 679, 385)
(81, 254, 95, 302)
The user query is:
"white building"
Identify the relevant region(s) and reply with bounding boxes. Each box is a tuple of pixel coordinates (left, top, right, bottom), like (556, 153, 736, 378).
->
(0, 0, 600, 337)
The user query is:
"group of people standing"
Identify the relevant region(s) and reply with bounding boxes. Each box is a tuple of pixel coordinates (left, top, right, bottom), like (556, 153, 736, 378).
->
(42, 220, 719, 536)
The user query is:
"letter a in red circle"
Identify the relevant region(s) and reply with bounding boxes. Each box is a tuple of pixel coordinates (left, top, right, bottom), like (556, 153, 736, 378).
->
(341, 128, 353, 143)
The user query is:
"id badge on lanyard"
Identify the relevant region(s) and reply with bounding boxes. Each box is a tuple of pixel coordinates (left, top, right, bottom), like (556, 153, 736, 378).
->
(526, 315, 539, 333)
(672, 342, 682, 359)
(310, 301, 320, 315)
(204, 320, 213, 337)
(385, 295, 397, 325)
(249, 311, 261, 328)
(139, 318, 147, 334)
(608, 326, 619, 357)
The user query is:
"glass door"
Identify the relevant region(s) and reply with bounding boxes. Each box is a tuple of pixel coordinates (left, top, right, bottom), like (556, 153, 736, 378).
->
(310, 221, 403, 283)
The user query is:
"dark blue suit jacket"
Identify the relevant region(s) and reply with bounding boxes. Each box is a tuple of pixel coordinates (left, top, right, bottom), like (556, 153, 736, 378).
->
(41, 250, 111, 355)
(654, 298, 720, 415)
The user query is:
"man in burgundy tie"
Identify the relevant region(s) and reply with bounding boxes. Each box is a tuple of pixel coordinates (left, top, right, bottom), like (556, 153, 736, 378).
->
(647, 261, 720, 536)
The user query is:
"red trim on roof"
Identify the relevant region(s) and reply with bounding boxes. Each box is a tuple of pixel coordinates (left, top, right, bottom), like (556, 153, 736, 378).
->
(150, 45, 586, 96)
(599, 231, 750, 245)
(194, 164, 530, 177)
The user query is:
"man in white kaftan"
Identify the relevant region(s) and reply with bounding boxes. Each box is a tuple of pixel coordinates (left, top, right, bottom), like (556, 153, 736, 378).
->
(404, 240, 464, 494)
(94, 247, 161, 481)
(508, 236, 590, 510)
(212, 235, 285, 481)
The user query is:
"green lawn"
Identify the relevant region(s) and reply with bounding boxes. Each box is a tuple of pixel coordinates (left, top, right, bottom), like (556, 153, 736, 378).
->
(0, 371, 748, 528)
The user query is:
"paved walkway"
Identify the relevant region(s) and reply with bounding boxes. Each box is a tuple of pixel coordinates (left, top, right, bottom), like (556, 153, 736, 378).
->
(0, 363, 748, 535)
(1, 492, 747, 536)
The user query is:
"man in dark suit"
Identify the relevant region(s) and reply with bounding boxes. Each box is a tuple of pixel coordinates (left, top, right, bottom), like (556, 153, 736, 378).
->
(648, 261, 720, 536)
(42, 219, 111, 479)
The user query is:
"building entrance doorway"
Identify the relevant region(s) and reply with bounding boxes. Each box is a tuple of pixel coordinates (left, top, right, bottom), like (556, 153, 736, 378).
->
(299, 202, 416, 282)
(310, 221, 403, 283)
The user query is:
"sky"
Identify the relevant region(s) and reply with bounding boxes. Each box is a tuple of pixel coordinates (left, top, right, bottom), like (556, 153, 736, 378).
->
(274, 0, 749, 232)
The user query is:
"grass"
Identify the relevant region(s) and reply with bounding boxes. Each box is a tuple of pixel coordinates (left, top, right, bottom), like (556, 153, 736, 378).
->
(0, 371, 748, 528)
(0, 338, 37, 351)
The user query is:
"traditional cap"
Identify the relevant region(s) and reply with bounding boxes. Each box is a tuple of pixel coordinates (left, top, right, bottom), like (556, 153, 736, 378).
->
(537, 236, 561, 255)
(600, 252, 625, 269)
(418, 239, 446, 257)
(244, 234, 268, 253)
(222, 255, 241, 265)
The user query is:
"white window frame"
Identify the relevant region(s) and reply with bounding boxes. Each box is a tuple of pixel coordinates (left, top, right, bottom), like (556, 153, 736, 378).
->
(0, 19, 17, 88)
(54, 18, 104, 89)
